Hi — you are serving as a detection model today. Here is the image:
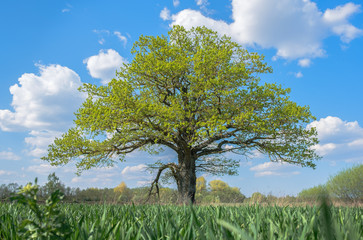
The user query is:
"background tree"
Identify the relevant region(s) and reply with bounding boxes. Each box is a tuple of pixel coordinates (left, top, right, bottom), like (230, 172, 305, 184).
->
(196, 176, 207, 192)
(195, 176, 207, 202)
(298, 185, 328, 202)
(250, 192, 266, 203)
(114, 181, 133, 203)
(326, 164, 363, 202)
(114, 181, 127, 194)
(43, 26, 320, 203)
(41, 172, 66, 198)
(208, 180, 245, 203)
(0, 183, 20, 201)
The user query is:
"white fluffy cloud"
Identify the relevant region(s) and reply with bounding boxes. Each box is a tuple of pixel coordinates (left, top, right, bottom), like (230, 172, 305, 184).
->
(25, 130, 63, 157)
(167, 0, 362, 63)
(308, 116, 363, 143)
(295, 72, 303, 78)
(0, 64, 85, 158)
(27, 163, 59, 175)
(196, 0, 208, 8)
(0, 64, 84, 132)
(308, 116, 363, 163)
(250, 161, 300, 177)
(121, 164, 148, 175)
(84, 49, 126, 85)
(173, 0, 180, 7)
(323, 3, 362, 43)
(298, 58, 312, 67)
(160, 7, 171, 21)
(0, 151, 21, 161)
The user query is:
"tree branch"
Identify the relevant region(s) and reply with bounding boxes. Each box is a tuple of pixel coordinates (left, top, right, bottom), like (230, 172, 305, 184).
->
(145, 163, 179, 203)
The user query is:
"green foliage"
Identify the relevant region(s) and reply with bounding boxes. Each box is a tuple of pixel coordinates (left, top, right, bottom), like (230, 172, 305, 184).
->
(326, 164, 363, 202)
(250, 192, 267, 203)
(41, 173, 66, 198)
(42, 25, 320, 180)
(209, 180, 229, 192)
(298, 185, 328, 202)
(10, 179, 72, 239)
(0, 183, 20, 200)
(297, 164, 363, 203)
(195, 179, 245, 204)
(1, 202, 362, 239)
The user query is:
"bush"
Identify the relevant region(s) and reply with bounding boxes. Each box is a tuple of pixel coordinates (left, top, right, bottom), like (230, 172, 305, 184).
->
(11, 179, 72, 239)
(298, 185, 328, 202)
(250, 192, 266, 203)
(326, 164, 363, 202)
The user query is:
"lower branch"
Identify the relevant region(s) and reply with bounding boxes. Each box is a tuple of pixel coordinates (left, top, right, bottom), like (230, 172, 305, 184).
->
(145, 163, 179, 203)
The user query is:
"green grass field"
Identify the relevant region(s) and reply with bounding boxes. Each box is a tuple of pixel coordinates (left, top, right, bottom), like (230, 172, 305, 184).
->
(1, 202, 362, 239)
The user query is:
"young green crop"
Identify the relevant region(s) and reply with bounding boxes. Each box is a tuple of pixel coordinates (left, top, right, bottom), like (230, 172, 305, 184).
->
(1, 202, 362, 239)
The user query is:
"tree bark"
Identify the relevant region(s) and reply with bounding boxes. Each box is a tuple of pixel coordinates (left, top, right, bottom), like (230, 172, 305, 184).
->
(175, 150, 197, 204)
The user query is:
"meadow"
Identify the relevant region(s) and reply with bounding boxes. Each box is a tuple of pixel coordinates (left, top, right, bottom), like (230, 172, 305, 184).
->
(1, 202, 362, 239)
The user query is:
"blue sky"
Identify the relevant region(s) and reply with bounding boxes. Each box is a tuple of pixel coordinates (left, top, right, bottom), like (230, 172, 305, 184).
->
(0, 0, 362, 197)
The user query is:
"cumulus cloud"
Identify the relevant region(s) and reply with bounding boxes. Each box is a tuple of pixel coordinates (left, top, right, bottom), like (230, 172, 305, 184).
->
(196, 0, 206, 6)
(171, 9, 230, 36)
(323, 3, 362, 43)
(308, 116, 363, 142)
(25, 130, 63, 157)
(0, 64, 85, 157)
(84, 49, 126, 85)
(298, 58, 312, 67)
(0, 64, 84, 132)
(173, 0, 180, 7)
(167, 0, 362, 64)
(295, 72, 303, 78)
(250, 161, 300, 177)
(27, 163, 59, 175)
(121, 164, 147, 175)
(160, 7, 171, 21)
(196, 0, 209, 10)
(311, 143, 337, 156)
(308, 116, 363, 162)
(0, 151, 21, 161)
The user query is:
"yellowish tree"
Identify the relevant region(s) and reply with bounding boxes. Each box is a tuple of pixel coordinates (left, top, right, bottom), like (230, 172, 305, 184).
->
(114, 181, 127, 194)
(209, 180, 229, 192)
(196, 176, 207, 192)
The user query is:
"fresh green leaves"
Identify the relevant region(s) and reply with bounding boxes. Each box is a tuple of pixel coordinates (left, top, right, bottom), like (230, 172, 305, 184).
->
(43, 25, 320, 178)
(1, 202, 362, 239)
(10, 179, 72, 239)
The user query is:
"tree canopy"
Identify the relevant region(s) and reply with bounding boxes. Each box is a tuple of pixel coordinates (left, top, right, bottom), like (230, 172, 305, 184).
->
(43, 26, 320, 203)
(326, 164, 363, 202)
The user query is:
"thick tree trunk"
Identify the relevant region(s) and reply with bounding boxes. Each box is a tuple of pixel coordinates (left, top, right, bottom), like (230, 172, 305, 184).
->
(175, 151, 197, 204)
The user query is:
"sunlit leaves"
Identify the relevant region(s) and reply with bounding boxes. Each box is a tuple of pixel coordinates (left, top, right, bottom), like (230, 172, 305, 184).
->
(43, 25, 320, 176)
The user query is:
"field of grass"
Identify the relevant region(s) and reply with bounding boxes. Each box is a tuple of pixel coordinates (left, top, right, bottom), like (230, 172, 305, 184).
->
(1, 202, 362, 239)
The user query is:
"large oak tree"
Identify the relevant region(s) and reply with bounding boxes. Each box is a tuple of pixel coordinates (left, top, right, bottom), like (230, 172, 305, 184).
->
(43, 26, 320, 203)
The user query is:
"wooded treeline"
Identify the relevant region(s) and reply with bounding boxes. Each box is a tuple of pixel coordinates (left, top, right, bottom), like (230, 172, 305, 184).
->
(1, 165, 362, 204)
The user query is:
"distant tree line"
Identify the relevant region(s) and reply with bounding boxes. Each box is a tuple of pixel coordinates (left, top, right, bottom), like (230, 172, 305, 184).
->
(298, 164, 363, 203)
(1, 164, 362, 204)
(0, 173, 246, 204)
